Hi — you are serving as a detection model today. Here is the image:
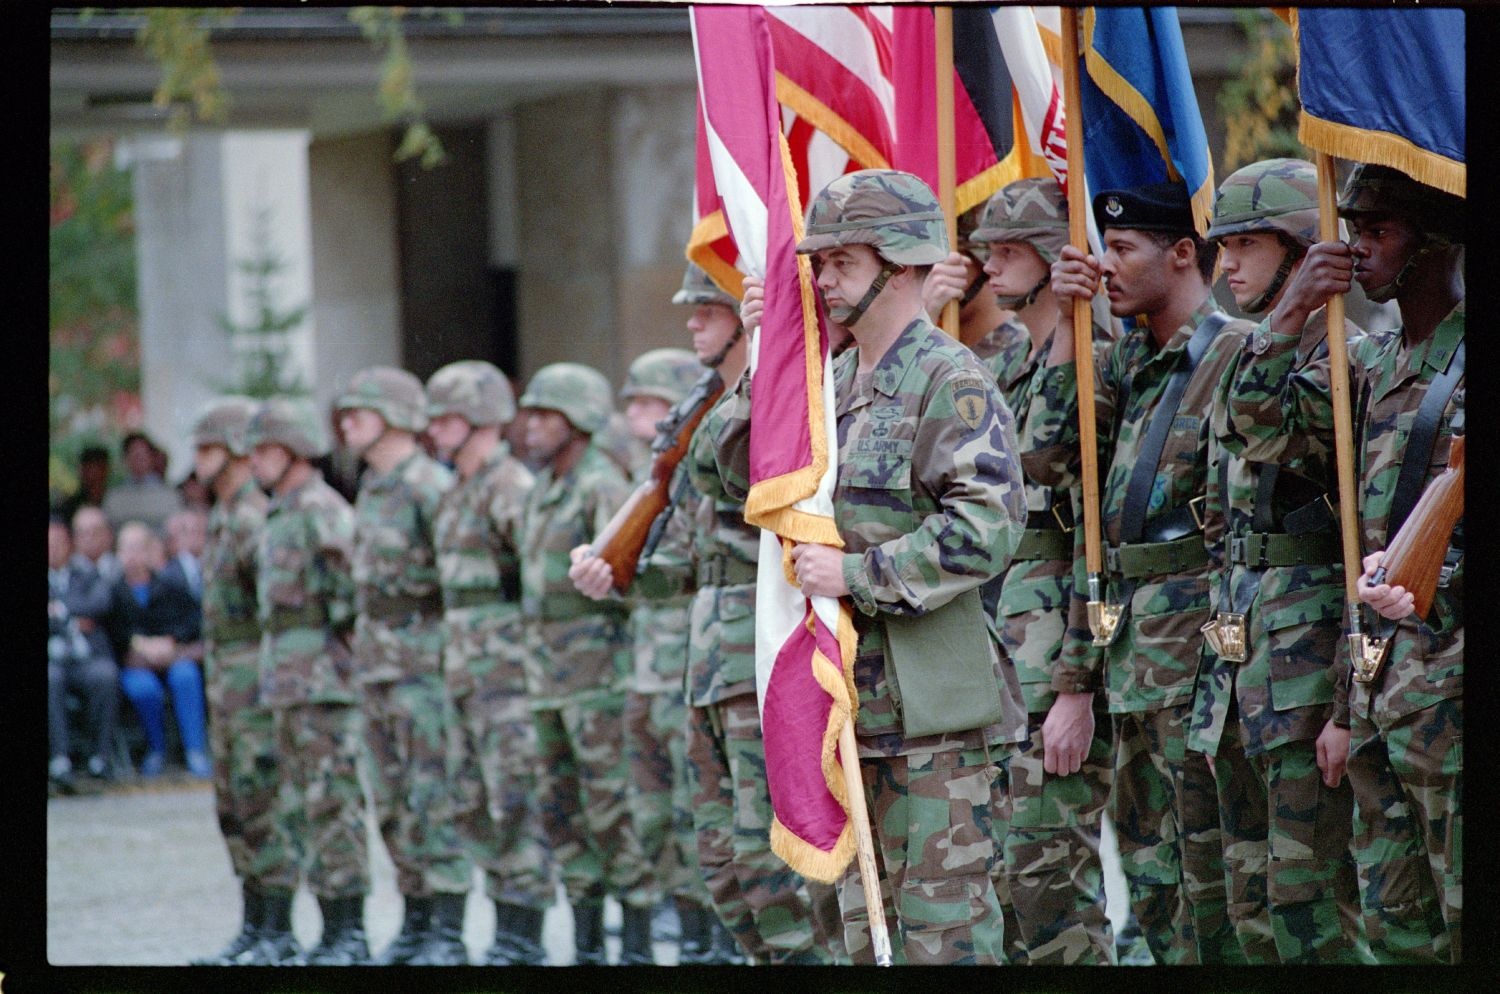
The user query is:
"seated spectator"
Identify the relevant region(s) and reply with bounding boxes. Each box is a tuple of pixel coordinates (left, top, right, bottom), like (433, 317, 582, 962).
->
(71, 506, 122, 586)
(55, 444, 112, 523)
(101, 432, 182, 534)
(108, 521, 210, 779)
(48, 515, 121, 788)
(162, 508, 207, 604)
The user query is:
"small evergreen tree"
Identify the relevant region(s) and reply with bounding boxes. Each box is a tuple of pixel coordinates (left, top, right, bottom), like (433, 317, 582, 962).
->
(217, 204, 310, 399)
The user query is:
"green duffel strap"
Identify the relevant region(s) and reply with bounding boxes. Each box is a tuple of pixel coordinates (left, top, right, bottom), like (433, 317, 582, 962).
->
(1229, 531, 1340, 568)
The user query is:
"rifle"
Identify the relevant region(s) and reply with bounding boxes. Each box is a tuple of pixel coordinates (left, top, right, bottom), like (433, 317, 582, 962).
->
(588, 369, 725, 592)
(1371, 432, 1463, 620)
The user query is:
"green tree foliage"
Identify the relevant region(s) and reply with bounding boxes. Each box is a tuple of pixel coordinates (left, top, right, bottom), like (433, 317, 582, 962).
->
(217, 204, 311, 399)
(49, 139, 141, 498)
(350, 6, 450, 168)
(137, 7, 235, 132)
(1219, 10, 1305, 172)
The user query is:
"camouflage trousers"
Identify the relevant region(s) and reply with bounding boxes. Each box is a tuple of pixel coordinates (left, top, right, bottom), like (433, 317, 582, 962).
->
(449, 683, 554, 909)
(836, 745, 1009, 965)
(206, 644, 285, 888)
(999, 708, 1115, 965)
(362, 674, 470, 896)
(266, 702, 369, 898)
(1348, 694, 1461, 963)
(685, 692, 845, 964)
(533, 692, 651, 907)
(1111, 703, 1240, 964)
(625, 688, 713, 910)
(1208, 705, 1364, 963)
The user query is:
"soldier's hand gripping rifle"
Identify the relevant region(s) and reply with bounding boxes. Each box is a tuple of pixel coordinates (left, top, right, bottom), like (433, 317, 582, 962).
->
(1370, 432, 1464, 621)
(588, 369, 726, 592)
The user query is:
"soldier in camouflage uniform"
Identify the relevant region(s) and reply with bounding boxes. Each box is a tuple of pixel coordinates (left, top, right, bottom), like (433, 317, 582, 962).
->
(676, 264, 846, 966)
(1038, 182, 1254, 964)
(518, 362, 654, 965)
(718, 169, 1029, 965)
(920, 202, 1016, 351)
(1188, 159, 1366, 964)
(1224, 163, 1463, 963)
(247, 397, 370, 965)
(966, 179, 1118, 965)
(189, 397, 296, 966)
(334, 367, 470, 965)
(425, 360, 554, 965)
(568, 347, 729, 963)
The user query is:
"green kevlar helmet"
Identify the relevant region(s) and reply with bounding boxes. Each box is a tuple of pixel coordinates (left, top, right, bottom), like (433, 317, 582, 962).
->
(1207, 158, 1320, 248)
(190, 395, 258, 457)
(335, 366, 429, 432)
(970, 177, 1070, 264)
(671, 263, 739, 308)
(621, 348, 702, 406)
(797, 169, 949, 265)
(955, 201, 987, 261)
(247, 396, 330, 460)
(1338, 162, 1465, 243)
(518, 362, 613, 435)
(426, 360, 515, 427)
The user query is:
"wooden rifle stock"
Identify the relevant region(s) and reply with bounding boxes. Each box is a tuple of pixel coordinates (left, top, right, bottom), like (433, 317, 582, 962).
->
(1375, 433, 1463, 619)
(589, 371, 725, 591)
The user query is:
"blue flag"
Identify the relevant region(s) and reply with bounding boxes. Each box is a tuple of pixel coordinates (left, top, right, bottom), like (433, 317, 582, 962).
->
(1078, 7, 1214, 234)
(1296, 8, 1464, 197)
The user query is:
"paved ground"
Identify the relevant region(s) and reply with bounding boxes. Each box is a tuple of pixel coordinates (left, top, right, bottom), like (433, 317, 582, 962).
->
(48, 775, 1132, 966)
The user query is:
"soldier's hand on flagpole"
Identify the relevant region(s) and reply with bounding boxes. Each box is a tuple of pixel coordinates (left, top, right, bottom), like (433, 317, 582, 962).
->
(789, 542, 849, 598)
(1356, 550, 1415, 620)
(1045, 245, 1098, 366)
(1270, 239, 1353, 338)
(568, 543, 615, 600)
(921, 251, 971, 322)
(1040, 690, 1094, 776)
(1315, 717, 1350, 788)
(740, 276, 765, 336)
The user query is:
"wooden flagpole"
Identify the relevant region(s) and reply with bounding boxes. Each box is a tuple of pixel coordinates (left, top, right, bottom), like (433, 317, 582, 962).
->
(1058, 9, 1109, 639)
(1314, 152, 1372, 667)
(839, 720, 893, 965)
(935, 7, 959, 337)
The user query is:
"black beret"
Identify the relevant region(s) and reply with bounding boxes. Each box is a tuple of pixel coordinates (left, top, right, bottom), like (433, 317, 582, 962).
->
(1093, 181, 1195, 235)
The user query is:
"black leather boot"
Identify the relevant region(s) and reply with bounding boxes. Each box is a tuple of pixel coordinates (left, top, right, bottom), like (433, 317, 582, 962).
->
(571, 899, 607, 966)
(192, 883, 262, 965)
(251, 889, 301, 965)
(618, 903, 655, 965)
(485, 901, 548, 965)
(300, 895, 371, 966)
(376, 895, 432, 965)
(674, 899, 714, 965)
(409, 893, 470, 965)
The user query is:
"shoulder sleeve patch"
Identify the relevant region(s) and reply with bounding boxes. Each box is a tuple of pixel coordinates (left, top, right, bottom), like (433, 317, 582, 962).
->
(949, 373, 992, 432)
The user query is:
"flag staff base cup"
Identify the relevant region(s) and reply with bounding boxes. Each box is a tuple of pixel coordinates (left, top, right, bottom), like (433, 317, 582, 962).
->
(1200, 612, 1248, 662)
(1086, 574, 1121, 647)
(1348, 612, 1389, 684)
(839, 719, 894, 966)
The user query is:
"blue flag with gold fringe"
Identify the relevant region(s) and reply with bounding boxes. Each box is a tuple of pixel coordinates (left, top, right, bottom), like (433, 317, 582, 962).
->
(1295, 8, 1464, 197)
(1078, 6, 1214, 235)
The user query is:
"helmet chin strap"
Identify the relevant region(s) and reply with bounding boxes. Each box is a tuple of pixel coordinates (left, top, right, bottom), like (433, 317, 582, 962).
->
(1242, 246, 1302, 314)
(705, 322, 745, 369)
(1363, 237, 1435, 305)
(960, 268, 989, 307)
(832, 260, 904, 330)
(261, 449, 296, 497)
(993, 273, 1051, 311)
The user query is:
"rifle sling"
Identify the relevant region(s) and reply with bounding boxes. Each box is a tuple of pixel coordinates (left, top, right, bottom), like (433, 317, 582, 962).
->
(1387, 338, 1465, 539)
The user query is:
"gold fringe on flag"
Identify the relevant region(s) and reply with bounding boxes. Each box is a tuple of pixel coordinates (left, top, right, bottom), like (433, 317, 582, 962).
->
(775, 73, 891, 171)
(1298, 115, 1465, 198)
(686, 211, 746, 302)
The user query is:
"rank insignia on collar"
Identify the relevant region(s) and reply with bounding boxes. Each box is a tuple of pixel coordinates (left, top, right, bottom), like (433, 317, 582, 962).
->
(1105, 196, 1124, 218)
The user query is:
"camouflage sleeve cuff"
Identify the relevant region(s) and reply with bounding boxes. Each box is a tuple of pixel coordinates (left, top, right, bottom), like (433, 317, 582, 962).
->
(843, 552, 876, 615)
(1049, 665, 1099, 695)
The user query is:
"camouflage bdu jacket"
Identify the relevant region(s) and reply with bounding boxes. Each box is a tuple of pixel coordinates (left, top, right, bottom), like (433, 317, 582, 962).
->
(1190, 309, 1359, 757)
(1025, 296, 1251, 712)
(1226, 303, 1463, 726)
(520, 442, 632, 708)
(433, 443, 534, 699)
(713, 317, 1029, 757)
(626, 458, 698, 697)
(684, 401, 760, 707)
(203, 478, 268, 664)
(976, 319, 1109, 716)
(351, 450, 453, 683)
(256, 471, 360, 708)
